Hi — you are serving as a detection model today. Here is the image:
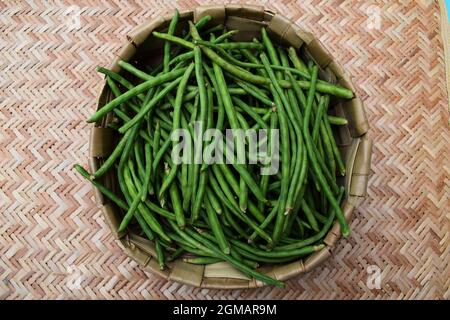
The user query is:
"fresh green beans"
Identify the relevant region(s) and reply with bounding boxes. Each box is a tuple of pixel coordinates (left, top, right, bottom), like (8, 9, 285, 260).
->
(74, 164, 128, 210)
(164, 10, 179, 73)
(78, 18, 354, 288)
(327, 115, 348, 125)
(303, 66, 349, 237)
(88, 67, 188, 123)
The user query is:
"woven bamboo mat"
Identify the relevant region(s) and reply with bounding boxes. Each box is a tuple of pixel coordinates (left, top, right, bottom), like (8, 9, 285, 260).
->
(1, 0, 449, 300)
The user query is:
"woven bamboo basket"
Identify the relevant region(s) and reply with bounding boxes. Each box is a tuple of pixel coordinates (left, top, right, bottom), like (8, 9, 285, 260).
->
(88, 4, 372, 289)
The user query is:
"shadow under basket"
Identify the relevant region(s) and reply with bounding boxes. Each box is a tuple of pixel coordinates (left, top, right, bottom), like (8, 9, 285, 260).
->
(89, 4, 372, 289)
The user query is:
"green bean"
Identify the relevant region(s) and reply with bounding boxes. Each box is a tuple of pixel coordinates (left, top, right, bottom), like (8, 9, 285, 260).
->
(195, 52, 310, 79)
(88, 67, 188, 123)
(216, 163, 265, 223)
(238, 106, 271, 115)
(188, 43, 209, 221)
(259, 111, 278, 213)
(195, 39, 261, 69)
(192, 15, 212, 31)
(164, 9, 179, 72)
(133, 140, 146, 177)
(287, 72, 307, 116)
(74, 164, 128, 210)
(177, 243, 213, 258)
(191, 170, 208, 222)
(168, 51, 194, 66)
(168, 178, 185, 229)
(152, 137, 170, 172)
(92, 129, 132, 179)
(277, 55, 307, 214)
(157, 64, 194, 197)
(209, 172, 271, 243)
(185, 117, 197, 211)
(158, 32, 351, 98)
(202, 24, 224, 35)
(116, 125, 156, 242)
(328, 115, 348, 126)
(96, 66, 146, 101)
(251, 108, 273, 131)
(260, 53, 290, 245)
(199, 42, 354, 97)
(183, 257, 222, 265)
(118, 76, 182, 133)
(277, 187, 345, 251)
(240, 48, 268, 77)
(205, 196, 230, 254)
(155, 239, 166, 269)
(235, 80, 273, 106)
(188, 86, 247, 96)
(118, 180, 143, 233)
(105, 76, 141, 114)
(199, 231, 260, 269)
(167, 247, 184, 262)
(261, 27, 282, 80)
(222, 206, 249, 239)
(156, 239, 177, 254)
(179, 113, 192, 211)
(319, 119, 336, 177)
(300, 200, 320, 232)
(268, 180, 281, 192)
(217, 42, 264, 50)
(213, 30, 239, 43)
(152, 121, 161, 158)
(288, 47, 309, 74)
(233, 97, 268, 130)
(118, 60, 154, 82)
(324, 116, 346, 176)
(159, 160, 177, 196)
(210, 166, 239, 212)
(153, 31, 195, 49)
(235, 113, 249, 213)
(154, 111, 172, 130)
(312, 95, 329, 143)
(181, 226, 284, 288)
(270, 64, 310, 79)
(232, 238, 324, 259)
(203, 63, 225, 130)
(303, 66, 349, 237)
(123, 163, 171, 242)
(248, 203, 279, 243)
(232, 246, 300, 264)
(287, 74, 310, 203)
(181, 87, 198, 102)
(206, 188, 222, 214)
(199, 40, 267, 203)
(127, 158, 173, 219)
(313, 209, 328, 224)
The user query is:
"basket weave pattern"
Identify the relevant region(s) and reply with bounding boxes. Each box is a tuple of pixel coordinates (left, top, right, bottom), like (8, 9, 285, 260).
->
(0, 0, 448, 299)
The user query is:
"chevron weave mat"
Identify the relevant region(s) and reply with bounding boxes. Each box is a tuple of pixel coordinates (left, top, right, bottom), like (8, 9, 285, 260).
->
(1, 0, 449, 299)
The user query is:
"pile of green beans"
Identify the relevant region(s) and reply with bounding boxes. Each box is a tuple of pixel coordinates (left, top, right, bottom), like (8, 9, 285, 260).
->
(76, 11, 352, 288)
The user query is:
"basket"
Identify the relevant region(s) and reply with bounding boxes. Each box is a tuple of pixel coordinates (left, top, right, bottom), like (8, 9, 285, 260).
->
(88, 4, 372, 289)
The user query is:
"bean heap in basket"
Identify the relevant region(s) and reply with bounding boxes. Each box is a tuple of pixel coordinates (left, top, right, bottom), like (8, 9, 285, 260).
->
(76, 11, 353, 288)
